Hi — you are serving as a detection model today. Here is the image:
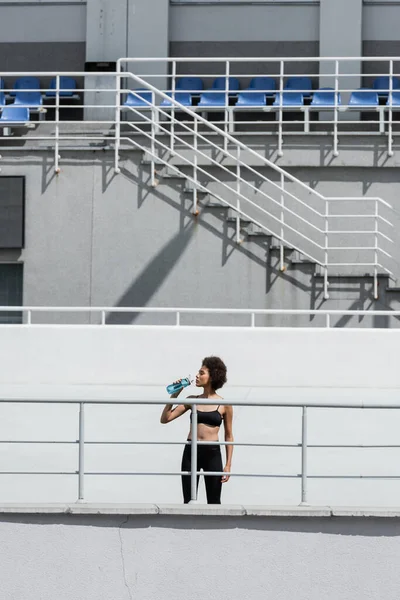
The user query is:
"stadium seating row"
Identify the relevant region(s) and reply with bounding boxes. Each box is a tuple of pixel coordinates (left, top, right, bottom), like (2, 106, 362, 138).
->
(124, 76, 400, 110)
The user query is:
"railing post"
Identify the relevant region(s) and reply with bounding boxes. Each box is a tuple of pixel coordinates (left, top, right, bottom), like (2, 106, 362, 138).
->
(151, 90, 156, 187)
(114, 65, 121, 174)
(333, 60, 339, 157)
(325, 313, 331, 328)
(387, 59, 394, 156)
(54, 74, 60, 174)
(26, 309, 32, 325)
(170, 60, 176, 153)
(189, 402, 198, 503)
(280, 172, 285, 271)
(236, 145, 241, 244)
(224, 60, 230, 153)
(300, 406, 308, 505)
(374, 199, 379, 300)
(176, 311, 181, 327)
(324, 199, 329, 299)
(78, 402, 85, 502)
(250, 312, 255, 327)
(278, 59, 284, 156)
(193, 117, 199, 215)
(101, 310, 106, 325)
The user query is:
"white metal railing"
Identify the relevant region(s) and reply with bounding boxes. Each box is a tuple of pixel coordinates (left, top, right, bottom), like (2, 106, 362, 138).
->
(1, 397, 400, 505)
(117, 56, 400, 157)
(114, 70, 395, 297)
(1, 306, 400, 327)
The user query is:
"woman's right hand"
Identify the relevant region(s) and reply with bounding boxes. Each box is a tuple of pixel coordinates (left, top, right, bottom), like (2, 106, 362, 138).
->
(170, 379, 183, 399)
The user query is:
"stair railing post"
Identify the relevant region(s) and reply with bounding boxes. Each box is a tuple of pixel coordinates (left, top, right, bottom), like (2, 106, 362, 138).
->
(278, 59, 284, 156)
(236, 145, 241, 243)
(170, 60, 176, 153)
(54, 74, 60, 174)
(114, 64, 121, 173)
(324, 199, 329, 299)
(78, 402, 85, 502)
(334, 60, 339, 157)
(280, 172, 285, 271)
(224, 59, 230, 153)
(388, 59, 394, 156)
(151, 91, 156, 187)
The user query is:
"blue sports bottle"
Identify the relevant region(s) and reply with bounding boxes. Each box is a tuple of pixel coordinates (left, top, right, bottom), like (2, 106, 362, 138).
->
(166, 377, 192, 395)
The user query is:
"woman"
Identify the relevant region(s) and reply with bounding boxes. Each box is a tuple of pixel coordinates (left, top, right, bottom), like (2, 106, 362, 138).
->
(160, 356, 233, 504)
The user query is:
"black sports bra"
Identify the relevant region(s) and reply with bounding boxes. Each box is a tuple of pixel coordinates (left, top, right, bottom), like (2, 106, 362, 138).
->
(190, 406, 222, 428)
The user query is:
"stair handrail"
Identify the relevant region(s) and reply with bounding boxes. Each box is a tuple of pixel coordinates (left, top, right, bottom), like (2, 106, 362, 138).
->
(116, 72, 393, 213)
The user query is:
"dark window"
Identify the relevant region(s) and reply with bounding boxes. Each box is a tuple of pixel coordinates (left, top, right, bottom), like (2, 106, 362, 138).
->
(0, 264, 23, 323)
(0, 177, 25, 249)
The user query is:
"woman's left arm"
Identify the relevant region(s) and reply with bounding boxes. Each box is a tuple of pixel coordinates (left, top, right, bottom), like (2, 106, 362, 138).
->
(221, 405, 234, 483)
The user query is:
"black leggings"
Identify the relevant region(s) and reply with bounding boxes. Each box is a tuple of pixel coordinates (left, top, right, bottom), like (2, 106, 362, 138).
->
(181, 443, 223, 504)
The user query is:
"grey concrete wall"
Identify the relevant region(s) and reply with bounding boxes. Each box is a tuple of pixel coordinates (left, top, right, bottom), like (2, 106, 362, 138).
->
(1, 511, 400, 600)
(0, 42, 86, 75)
(1, 147, 400, 322)
(169, 4, 320, 42)
(0, 3, 86, 43)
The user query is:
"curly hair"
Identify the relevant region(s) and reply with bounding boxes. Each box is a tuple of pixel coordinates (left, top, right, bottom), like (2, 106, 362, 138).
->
(202, 356, 227, 391)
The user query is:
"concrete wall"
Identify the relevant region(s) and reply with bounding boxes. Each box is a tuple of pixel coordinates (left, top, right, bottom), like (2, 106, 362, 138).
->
(1, 511, 400, 600)
(0, 149, 398, 320)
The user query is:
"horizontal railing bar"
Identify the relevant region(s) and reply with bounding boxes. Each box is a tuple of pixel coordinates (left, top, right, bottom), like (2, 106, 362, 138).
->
(3, 307, 400, 316)
(0, 399, 400, 408)
(2, 440, 400, 449)
(3, 470, 400, 479)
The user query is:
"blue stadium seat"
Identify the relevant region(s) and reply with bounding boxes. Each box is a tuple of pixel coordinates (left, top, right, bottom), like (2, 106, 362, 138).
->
(176, 77, 204, 92)
(248, 77, 276, 96)
(373, 76, 400, 96)
(198, 78, 240, 108)
(0, 78, 4, 107)
(285, 77, 313, 94)
(45, 77, 77, 98)
(14, 90, 42, 108)
(123, 89, 153, 107)
(310, 88, 341, 107)
(0, 106, 30, 123)
(11, 76, 40, 96)
(348, 89, 379, 107)
(273, 92, 304, 107)
(198, 92, 226, 108)
(386, 92, 400, 106)
(161, 92, 192, 107)
(235, 92, 267, 107)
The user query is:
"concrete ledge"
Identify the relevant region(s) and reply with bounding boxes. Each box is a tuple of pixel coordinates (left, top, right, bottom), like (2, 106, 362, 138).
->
(1, 503, 400, 517)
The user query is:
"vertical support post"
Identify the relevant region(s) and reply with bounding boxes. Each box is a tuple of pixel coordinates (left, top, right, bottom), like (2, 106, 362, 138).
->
(324, 199, 329, 299)
(236, 146, 241, 244)
(189, 403, 198, 503)
(333, 60, 339, 157)
(300, 406, 308, 505)
(193, 117, 198, 215)
(114, 64, 121, 174)
(374, 199, 379, 300)
(78, 402, 85, 502)
(27, 309, 32, 325)
(176, 311, 181, 326)
(388, 59, 394, 157)
(101, 310, 106, 325)
(280, 172, 285, 271)
(325, 313, 331, 328)
(171, 60, 176, 153)
(54, 74, 60, 174)
(151, 91, 156, 187)
(278, 59, 284, 157)
(250, 312, 255, 327)
(224, 60, 230, 153)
